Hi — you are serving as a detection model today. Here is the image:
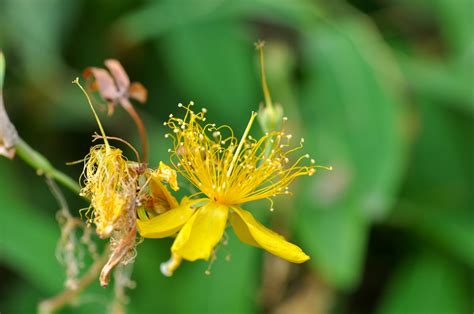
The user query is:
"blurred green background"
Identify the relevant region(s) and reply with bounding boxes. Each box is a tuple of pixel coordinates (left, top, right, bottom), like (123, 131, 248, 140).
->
(0, 0, 473, 313)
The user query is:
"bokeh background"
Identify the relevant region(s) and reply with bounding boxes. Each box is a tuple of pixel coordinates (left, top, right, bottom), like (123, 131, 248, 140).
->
(0, 0, 473, 313)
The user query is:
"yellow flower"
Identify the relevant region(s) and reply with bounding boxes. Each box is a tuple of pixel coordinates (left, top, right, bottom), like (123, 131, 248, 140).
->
(80, 144, 135, 238)
(138, 103, 328, 275)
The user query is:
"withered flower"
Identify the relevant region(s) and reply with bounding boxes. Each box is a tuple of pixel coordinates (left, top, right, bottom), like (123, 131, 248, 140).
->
(84, 59, 149, 163)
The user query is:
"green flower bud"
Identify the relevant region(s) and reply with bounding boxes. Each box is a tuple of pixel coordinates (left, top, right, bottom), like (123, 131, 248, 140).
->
(258, 102, 284, 133)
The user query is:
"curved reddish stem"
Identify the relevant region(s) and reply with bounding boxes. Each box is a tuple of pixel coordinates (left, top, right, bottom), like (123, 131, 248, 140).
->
(120, 98, 149, 164)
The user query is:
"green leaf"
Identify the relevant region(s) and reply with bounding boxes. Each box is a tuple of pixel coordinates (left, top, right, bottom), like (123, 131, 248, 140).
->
(396, 54, 474, 113)
(427, 0, 472, 56)
(401, 101, 472, 208)
(0, 162, 63, 293)
(157, 19, 258, 125)
(0, 0, 75, 82)
(397, 0, 473, 56)
(299, 204, 368, 289)
(129, 233, 260, 314)
(0, 280, 42, 313)
(296, 16, 407, 289)
(392, 102, 474, 267)
(394, 206, 474, 268)
(376, 252, 471, 314)
(117, 0, 321, 44)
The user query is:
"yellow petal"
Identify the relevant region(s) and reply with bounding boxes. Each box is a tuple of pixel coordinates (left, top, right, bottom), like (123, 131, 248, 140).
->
(153, 161, 179, 191)
(137, 202, 196, 238)
(150, 180, 179, 213)
(230, 207, 310, 263)
(172, 202, 228, 261)
(148, 163, 180, 213)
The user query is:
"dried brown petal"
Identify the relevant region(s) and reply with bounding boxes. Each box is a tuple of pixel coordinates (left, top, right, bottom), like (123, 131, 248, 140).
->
(83, 67, 120, 102)
(104, 59, 130, 94)
(83, 59, 148, 113)
(99, 227, 136, 287)
(129, 82, 147, 104)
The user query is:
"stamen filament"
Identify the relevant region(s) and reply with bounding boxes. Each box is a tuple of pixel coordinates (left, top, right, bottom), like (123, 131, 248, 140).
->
(73, 78, 110, 149)
(226, 112, 257, 177)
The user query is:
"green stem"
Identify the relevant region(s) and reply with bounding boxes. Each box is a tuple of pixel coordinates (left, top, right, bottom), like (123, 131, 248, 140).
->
(15, 138, 81, 194)
(256, 41, 273, 109)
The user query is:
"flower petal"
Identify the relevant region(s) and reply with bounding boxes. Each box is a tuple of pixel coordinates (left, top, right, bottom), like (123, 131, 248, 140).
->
(172, 202, 228, 261)
(147, 162, 179, 213)
(150, 180, 179, 213)
(137, 202, 196, 238)
(230, 207, 310, 263)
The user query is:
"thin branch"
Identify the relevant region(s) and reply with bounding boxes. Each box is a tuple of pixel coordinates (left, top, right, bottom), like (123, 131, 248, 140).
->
(0, 52, 19, 159)
(0, 52, 80, 195)
(14, 138, 81, 194)
(38, 246, 110, 314)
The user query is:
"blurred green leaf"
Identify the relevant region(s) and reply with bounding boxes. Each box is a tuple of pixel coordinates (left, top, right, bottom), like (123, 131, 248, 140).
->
(0, 162, 63, 293)
(117, 0, 321, 44)
(394, 206, 474, 268)
(392, 101, 473, 267)
(398, 0, 473, 56)
(296, 16, 407, 289)
(428, 0, 472, 56)
(0, 0, 76, 82)
(396, 55, 474, 113)
(129, 233, 260, 314)
(401, 101, 472, 208)
(299, 204, 368, 289)
(157, 19, 258, 125)
(1, 280, 42, 313)
(376, 252, 470, 314)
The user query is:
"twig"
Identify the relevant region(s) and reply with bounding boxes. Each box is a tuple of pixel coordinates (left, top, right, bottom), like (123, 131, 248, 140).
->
(0, 52, 80, 194)
(38, 245, 110, 314)
(15, 138, 81, 194)
(0, 52, 19, 159)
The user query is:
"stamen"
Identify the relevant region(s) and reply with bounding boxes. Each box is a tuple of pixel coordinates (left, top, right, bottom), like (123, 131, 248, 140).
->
(226, 112, 257, 177)
(73, 78, 110, 149)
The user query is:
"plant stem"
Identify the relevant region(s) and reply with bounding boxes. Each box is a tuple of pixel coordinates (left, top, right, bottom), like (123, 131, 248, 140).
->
(38, 246, 110, 314)
(120, 98, 149, 164)
(14, 137, 81, 194)
(256, 41, 273, 109)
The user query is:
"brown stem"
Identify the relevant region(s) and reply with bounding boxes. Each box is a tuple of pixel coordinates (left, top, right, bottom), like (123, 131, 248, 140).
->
(120, 98, 148, 164)
(38, 245, 110, 314)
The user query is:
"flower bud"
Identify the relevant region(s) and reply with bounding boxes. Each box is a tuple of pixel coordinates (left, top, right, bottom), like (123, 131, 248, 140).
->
(258, 102, 284, 133)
